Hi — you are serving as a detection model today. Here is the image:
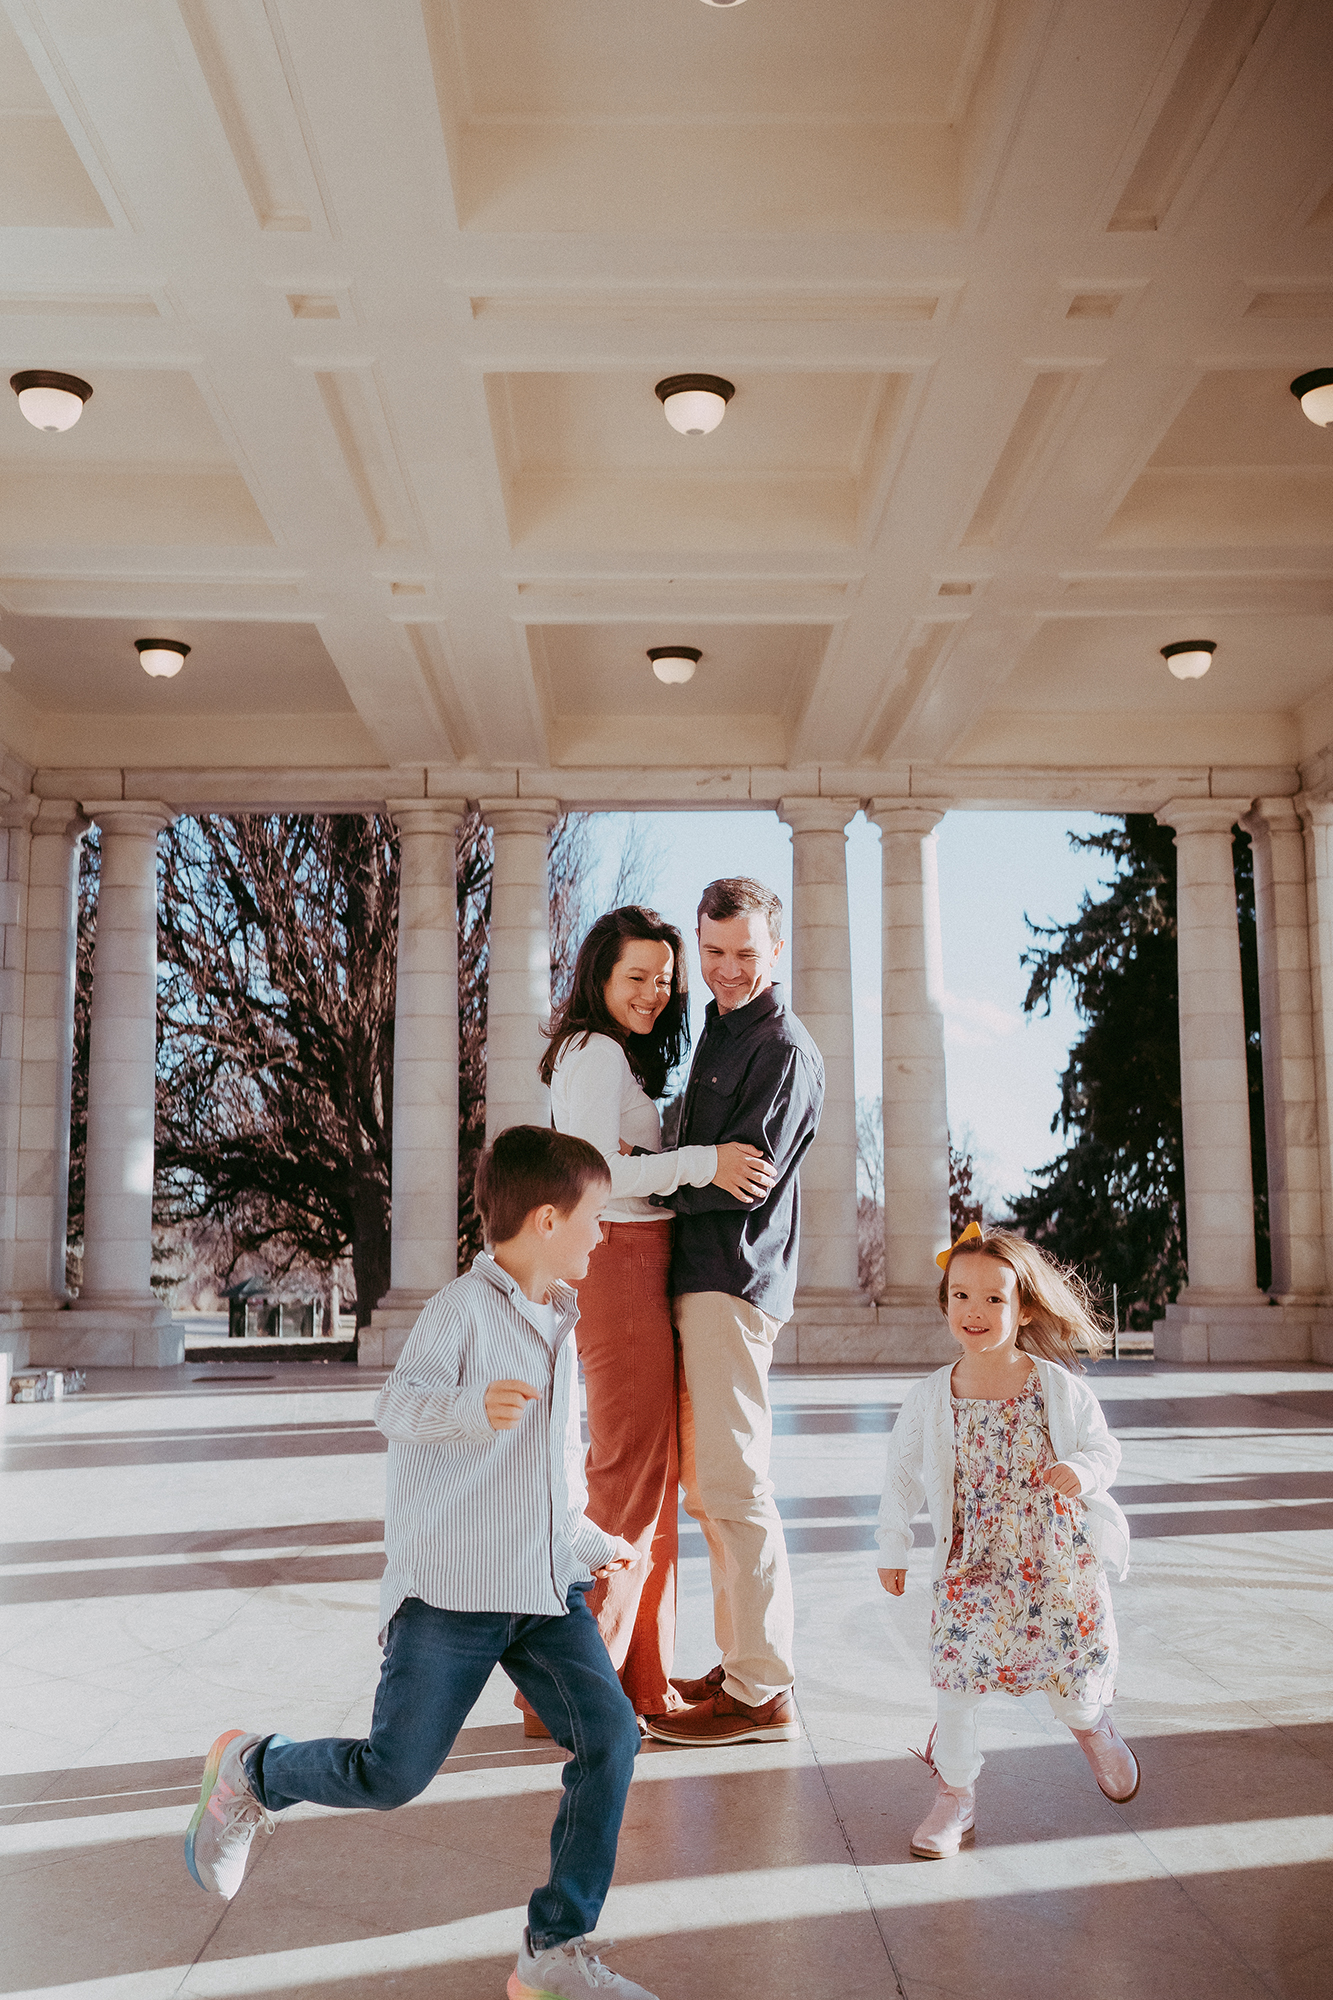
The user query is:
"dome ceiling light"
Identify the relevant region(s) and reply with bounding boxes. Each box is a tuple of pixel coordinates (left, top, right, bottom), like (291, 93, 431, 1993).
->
(1161, 640, 1216, 681)
(136, 638, 190, 679)
(1291, 368, 1333, 427)
(648, 646, 701, 686)
(655, 374, 735, 436)
(10, 369, 93, 433)
(700, 1, 748, 7)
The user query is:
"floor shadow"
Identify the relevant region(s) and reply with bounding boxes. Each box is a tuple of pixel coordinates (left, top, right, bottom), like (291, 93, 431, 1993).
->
(0, 1518, 385, 1566)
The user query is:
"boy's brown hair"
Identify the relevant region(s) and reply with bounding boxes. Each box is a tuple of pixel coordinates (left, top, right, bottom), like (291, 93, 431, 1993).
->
(473, 1125, 610, 1247)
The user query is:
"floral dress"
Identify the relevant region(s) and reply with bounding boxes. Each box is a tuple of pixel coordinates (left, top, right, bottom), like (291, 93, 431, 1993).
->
(929, 1370, 1117, 1704)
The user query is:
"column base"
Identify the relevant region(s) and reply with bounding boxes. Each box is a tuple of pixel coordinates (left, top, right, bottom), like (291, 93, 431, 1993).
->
(360, 1290, 443, 1368)
(779, 1295, 954, 1365)
(1152, 1295, 1332, 1365)
(26, 1298, 181, 1368)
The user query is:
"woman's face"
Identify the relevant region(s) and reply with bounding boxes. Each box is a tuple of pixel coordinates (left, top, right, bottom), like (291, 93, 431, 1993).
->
(603, 938, 674, 1038)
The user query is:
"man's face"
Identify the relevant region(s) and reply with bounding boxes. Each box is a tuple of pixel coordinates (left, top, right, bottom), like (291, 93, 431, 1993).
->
(697, 910, 784, 1014)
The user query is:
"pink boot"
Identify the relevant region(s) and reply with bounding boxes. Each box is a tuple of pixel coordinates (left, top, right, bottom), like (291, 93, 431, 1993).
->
(908, 1728, 976, 1859)
(1070, 1710, 1140, 1802)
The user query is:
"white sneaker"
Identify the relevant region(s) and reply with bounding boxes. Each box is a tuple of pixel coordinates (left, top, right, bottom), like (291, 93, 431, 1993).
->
(508, 1928, 658, 1999)
(184, 1730, 273, 1897)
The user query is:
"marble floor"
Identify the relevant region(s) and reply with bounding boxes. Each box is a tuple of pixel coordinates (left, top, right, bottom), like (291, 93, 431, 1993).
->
(3, 1358, 1332, 2000)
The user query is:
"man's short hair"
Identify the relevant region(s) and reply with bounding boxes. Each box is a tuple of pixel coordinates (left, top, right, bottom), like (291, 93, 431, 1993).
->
(473, 1125, 610, 1247)
(696, 876, 783, 945)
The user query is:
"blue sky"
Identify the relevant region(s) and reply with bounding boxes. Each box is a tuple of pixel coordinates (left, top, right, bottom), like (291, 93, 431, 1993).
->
(579, 808, 1117, 1208)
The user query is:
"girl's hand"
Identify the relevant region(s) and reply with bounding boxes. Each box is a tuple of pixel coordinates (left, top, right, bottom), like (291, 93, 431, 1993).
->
(713, 1142, 777, 1202)
(878, 1567, 907, 1596)
(1043, 1461, 1082, 1496)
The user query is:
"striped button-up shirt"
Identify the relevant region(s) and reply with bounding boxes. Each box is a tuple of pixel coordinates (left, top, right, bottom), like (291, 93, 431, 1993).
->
(372, 1253, 627, 1633)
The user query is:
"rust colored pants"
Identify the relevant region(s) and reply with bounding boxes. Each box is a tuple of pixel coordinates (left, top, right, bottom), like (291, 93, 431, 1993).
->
(578, 1219, 679, 1715)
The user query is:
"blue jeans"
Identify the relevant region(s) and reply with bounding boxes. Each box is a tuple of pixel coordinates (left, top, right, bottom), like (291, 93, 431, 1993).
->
(247, 1586, 640, 1950)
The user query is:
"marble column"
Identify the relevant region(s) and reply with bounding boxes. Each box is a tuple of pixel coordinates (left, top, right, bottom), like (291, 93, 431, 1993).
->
(480, 801, 559, 1140)
(1242, 799, 1323, 1300)
(778, 799, 865, 1313)
(70, 803, 178, 1367)
(869, 801, 954, 1359)
(14, 803, 85, 1320)
(0, 799, 37, 1350)
(1153, 799, 1269, 1362)
(1298, 795, 1333, 1362)
(362, 799, 466, 1368)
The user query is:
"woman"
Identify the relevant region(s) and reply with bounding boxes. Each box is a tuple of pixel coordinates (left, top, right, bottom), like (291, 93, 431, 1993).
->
(538, 905, 774, 1721)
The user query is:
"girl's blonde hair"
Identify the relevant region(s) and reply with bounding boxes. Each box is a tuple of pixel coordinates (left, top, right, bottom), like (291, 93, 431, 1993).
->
(937, 1228, 1110, 1369)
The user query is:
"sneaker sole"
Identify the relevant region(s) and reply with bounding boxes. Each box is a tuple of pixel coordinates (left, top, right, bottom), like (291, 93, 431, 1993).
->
(910, 1824, 976, 1859)
(642, 1719, 802, 1745)
(184, 1729, 245, 1893)
(507, 1975, 562, 2000)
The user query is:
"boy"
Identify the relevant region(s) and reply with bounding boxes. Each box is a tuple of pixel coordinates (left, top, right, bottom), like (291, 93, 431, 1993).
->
(184, 1125, 657, 2000)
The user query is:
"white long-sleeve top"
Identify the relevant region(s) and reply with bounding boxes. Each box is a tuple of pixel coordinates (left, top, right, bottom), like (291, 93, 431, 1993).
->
(876, 1357, 1131, 1583)
(372, 1253, 632, 1634)
(549, 1030, 717, 1224)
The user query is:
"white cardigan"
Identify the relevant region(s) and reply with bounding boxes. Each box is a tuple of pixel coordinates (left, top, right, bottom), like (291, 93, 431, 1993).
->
(876, 1357, 1130, 1583)
(549, 1032, 717, 1225)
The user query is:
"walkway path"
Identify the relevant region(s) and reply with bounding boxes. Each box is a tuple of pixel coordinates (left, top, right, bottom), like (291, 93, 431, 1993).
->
(3, 1361, 1331, 1998)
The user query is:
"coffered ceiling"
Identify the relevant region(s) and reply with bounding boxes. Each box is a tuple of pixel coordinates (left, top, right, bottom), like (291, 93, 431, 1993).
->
(0, 0, 1329, 805)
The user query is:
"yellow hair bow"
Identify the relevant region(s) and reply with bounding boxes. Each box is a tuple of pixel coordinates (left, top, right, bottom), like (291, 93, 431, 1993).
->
(936, 1219, 983, 1270)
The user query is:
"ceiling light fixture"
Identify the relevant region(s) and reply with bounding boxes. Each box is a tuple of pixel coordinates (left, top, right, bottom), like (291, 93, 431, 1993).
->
(648, 646, 701, 686)
(1161, 640, 1216, 681)
(1291, 368, 1333, 427)
(655, 374, 735, 436)
(10, 369, 93, 433)
(135, 637, 190, 680)
(700, 1, 748, 7)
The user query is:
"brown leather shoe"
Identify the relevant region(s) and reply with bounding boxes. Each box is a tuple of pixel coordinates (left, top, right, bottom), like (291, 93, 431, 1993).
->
(668, 1664, 725, 1705)
(643, 1686, 801, 1746)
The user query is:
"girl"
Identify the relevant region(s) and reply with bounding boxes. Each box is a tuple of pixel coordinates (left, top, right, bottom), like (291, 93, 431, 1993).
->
(540, 905, 775, 1722)
(877, 1223, 1136, 1859)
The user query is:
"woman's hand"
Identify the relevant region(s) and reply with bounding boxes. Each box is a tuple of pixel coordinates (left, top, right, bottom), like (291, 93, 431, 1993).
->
(713, 1141, 778, 1202)
(1042, 1461, 1082, 1496)
(878, 1568, 907, 1596)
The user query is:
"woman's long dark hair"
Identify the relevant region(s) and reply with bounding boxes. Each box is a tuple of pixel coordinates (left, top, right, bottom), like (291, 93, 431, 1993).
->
(540, 905, 689, 1099)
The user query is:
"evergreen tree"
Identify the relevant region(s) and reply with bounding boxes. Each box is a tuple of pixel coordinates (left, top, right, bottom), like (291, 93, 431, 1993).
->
(1009, 815, 1267, 1329)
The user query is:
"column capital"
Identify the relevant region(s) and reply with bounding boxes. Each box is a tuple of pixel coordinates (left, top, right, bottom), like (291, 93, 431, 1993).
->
(868, 798, 951, 836)
(1295, 791, 1333, 831)
(777, 797, 860, 837)
(80, 800, 176, 838)
(1154, 797, 1253, 838)
(386, 797, 468, 838)
(1241, 796, 1303, 838)
(29, 798, 90, 840)
(479, 798, 561, 837)
(0, 795, 39, 833)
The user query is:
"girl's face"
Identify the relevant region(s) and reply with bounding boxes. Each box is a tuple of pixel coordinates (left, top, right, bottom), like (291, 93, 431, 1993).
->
(945, 1254, 1031, 1357)
(604, 938, 674, 1038)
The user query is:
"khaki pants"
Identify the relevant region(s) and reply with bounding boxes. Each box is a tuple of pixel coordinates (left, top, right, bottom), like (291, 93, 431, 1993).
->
(674, 1290, 794, 1705)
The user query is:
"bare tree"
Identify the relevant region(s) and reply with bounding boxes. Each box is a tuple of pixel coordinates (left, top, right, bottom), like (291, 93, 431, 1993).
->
(855, 1094, 884, 1295)
(153, 815, 399, 1326)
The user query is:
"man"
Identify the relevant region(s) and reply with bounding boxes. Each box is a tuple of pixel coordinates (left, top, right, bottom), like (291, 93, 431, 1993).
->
(643, 877, 824, 1747)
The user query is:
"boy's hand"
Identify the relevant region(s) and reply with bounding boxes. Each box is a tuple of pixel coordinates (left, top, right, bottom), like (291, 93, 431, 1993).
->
(485, 1379, 541, 1430)
(878, 1567, 907, 1596)
(1043, 1461, 1082, 1496)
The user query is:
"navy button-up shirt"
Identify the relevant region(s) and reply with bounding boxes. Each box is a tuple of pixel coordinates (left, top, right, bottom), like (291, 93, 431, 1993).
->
(662, 982, 824, 1323)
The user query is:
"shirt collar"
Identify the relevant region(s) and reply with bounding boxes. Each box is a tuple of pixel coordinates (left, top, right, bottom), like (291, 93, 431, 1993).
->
(704, 980, 785, 1038)
(471, 1251, 579, 1335)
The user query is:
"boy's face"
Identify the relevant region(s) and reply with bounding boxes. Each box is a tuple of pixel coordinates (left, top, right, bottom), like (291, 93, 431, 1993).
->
(543, 1180, 609, 1283)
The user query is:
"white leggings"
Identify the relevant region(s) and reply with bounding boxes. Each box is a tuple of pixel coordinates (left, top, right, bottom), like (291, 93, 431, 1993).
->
(932, 1686, 1105, 1789)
